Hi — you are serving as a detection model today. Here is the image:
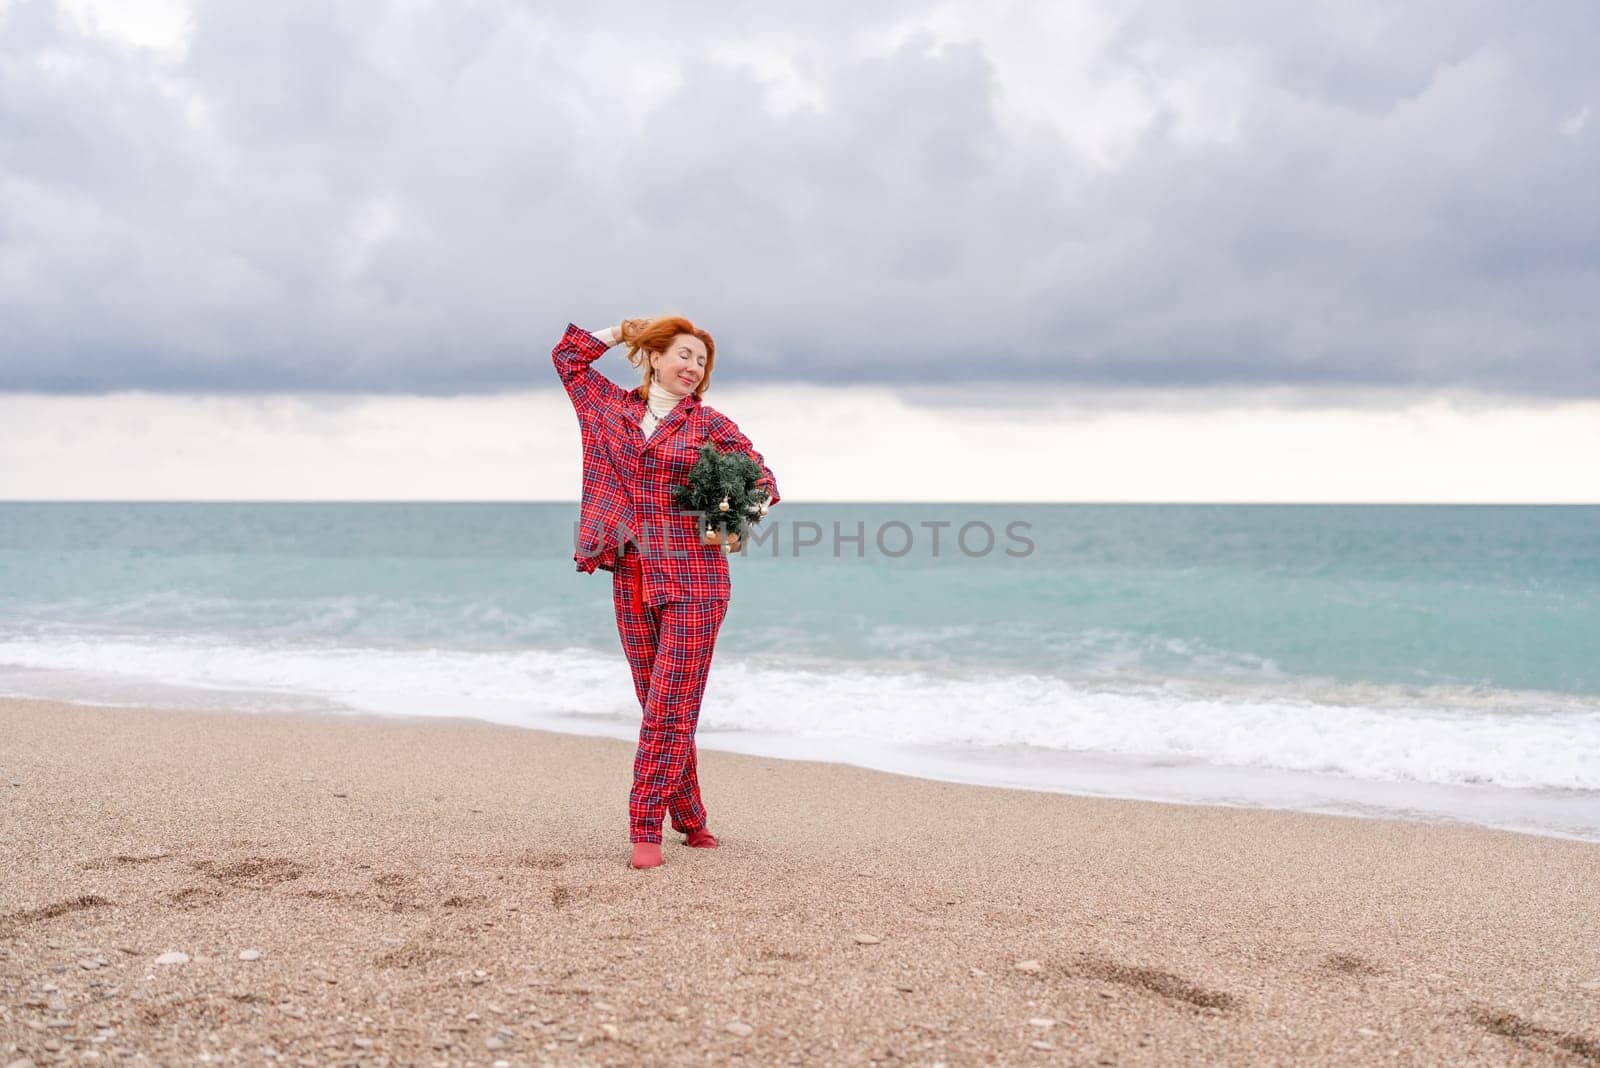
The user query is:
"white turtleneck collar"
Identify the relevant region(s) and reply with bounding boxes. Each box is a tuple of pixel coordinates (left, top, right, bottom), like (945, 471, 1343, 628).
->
(641, 378, 691, 438)
(646, 378, 684, 419)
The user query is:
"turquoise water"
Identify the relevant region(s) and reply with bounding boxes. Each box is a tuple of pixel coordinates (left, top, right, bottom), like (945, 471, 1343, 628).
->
(2, 503, 1597, 837)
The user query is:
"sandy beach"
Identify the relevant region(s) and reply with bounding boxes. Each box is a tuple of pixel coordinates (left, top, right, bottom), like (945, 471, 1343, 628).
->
(1, 696, 1597, 1066)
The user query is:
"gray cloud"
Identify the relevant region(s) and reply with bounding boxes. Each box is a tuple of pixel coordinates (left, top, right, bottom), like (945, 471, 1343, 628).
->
(0, 0, 1596, 398)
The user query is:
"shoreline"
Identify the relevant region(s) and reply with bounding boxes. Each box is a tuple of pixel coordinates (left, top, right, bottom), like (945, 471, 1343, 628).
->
(5, 674, 1597, 847)
(3, 695, 1599, 1064)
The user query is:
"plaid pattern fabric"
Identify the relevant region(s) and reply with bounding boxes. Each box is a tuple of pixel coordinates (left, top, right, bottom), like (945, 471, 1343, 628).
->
(613, 545, 730, 844)
(552, 323, 781, 606)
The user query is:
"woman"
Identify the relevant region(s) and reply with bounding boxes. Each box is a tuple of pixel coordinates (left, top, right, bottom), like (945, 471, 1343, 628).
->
(552, 316, 780, 870)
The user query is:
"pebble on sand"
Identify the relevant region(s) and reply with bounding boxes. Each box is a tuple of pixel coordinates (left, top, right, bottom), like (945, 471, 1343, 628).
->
(1014, 960, 1043, 974)
(853, 934, 882, 945)
(1028, 1017, 1056, 1029)
(239, 949, 263, 961)
(1030, 1039, 1056, 1051)
(152, 951, 189, 965)
(725, 1021, 755, 1037)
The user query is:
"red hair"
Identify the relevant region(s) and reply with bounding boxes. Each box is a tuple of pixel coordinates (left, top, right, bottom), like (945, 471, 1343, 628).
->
(618, 315, 716, 401)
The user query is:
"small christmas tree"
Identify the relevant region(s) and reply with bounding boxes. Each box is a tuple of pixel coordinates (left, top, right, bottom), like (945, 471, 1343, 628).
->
(672, 442, 770, 549)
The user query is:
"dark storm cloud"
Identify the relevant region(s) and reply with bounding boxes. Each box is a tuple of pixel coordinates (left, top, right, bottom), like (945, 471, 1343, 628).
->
(0, 0, 1596, 397)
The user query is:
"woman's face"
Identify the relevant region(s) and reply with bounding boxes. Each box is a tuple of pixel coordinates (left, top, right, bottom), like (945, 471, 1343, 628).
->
(651, 333, 708, 397)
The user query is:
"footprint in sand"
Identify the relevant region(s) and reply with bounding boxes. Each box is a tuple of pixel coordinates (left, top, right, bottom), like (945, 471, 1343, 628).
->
(1468, 1004, 1600, 1064)
(0, 894, 114, 933)
(189, 855, 308, 890)
(1062, 954, 1240, 1012)
(1320, 951, 1388, 977)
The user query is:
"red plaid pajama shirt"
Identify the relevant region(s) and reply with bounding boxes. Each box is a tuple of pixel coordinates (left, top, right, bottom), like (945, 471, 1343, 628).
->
(553, 323, 781, 843)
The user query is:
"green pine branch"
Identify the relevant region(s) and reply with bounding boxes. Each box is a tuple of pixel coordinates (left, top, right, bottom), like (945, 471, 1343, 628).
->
(672, 442, 770, 537)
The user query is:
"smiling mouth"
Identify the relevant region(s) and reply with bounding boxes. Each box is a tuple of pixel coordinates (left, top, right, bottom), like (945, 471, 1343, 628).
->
(678, 374, 696, 384)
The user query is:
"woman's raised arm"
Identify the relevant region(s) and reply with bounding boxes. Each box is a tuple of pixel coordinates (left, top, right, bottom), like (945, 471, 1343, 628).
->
(551, 321, 630, 419)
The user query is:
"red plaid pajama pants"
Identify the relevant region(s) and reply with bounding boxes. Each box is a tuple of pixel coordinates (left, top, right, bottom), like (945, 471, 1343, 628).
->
(612, 545, 730, 845)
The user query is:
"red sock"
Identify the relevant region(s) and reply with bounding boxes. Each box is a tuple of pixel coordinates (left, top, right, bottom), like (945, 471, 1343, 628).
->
(631, 842, 663, 869)
(684, 828, 718, 848)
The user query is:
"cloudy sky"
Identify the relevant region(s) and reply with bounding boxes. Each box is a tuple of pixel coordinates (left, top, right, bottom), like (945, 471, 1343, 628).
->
(2, 0, 1596, 500)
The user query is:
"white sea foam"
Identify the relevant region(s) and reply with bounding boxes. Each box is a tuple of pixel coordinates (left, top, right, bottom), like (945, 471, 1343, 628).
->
(2, 629, 1597, 800)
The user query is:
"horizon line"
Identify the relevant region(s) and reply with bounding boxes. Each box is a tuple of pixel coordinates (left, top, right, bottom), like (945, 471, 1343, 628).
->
(2, 499, 1597, 507)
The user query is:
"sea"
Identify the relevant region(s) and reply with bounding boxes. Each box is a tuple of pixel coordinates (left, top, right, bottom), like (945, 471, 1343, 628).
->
(1, 502, 1596, 841)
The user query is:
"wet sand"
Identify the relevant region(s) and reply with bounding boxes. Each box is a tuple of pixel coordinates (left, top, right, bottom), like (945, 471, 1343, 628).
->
(2, 696, 1598, 1066)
